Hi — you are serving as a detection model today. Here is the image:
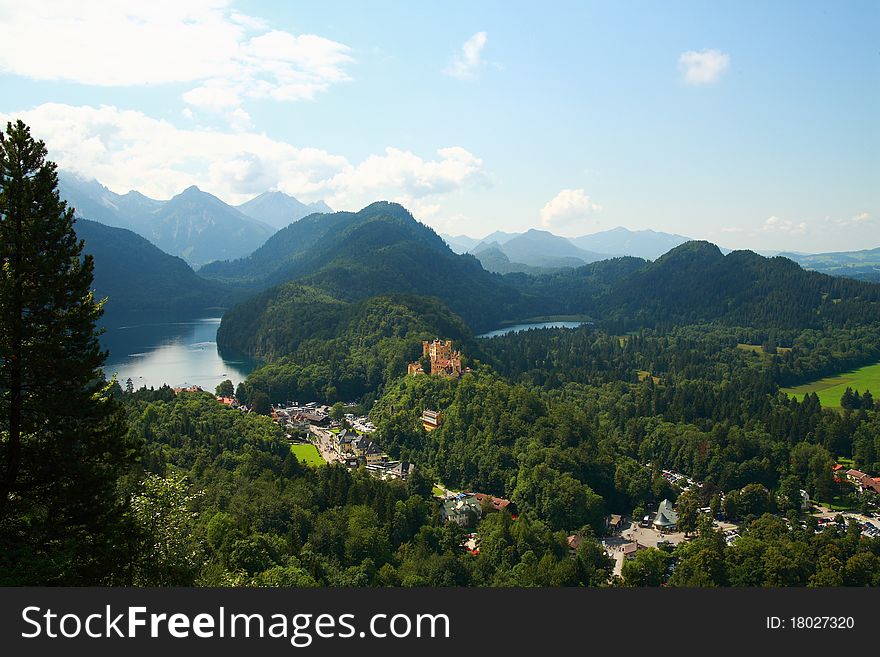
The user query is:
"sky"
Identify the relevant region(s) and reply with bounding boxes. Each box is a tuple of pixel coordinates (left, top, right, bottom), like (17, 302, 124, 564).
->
(0, 0, 877, 253)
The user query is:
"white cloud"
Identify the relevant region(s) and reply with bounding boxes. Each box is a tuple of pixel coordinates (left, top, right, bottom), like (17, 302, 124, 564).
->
(1, 103, 487, 215)
(833, 211, 872, 226)
(678, 49, 730, 85)
(0, 1, 353, 114)
(762, 215, 807, 235)
(445, 32, 488, 80)
(539, 189, 602, 232)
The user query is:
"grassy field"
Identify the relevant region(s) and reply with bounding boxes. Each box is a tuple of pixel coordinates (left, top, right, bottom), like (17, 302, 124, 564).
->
(290, 443, 325, 467)
(782, 361, 880, 409)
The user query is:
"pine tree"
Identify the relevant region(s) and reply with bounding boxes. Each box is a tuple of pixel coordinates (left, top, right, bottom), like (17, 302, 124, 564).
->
(0, 120, 136, 583)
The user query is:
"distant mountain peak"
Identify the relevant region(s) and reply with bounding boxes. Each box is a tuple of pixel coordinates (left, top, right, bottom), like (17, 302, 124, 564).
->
(236, 190, 333, 230)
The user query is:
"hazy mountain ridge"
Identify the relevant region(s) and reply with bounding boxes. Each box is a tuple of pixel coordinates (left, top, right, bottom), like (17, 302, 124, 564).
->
(59, 174, 326, 267)
(236, 190, 332, 229)
(444, 225, 693, 273)
(780, 247, 880, 282)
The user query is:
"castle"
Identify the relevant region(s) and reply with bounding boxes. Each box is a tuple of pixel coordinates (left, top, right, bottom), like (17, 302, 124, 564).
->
(408, 339, 464, 377)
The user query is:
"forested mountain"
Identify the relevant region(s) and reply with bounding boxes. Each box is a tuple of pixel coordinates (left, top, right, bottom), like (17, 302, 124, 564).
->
(75, 219, 230, 319)
(508, 241, 880, 330)
(59, 174, 276, 267)
(594, 241, 880, 329)
(216, 206, 880, 373)
(204, 202, 523, 330)
(780, 246, 880, 282)
(236, 190, 331, 229)
(471, 245, 555, 275)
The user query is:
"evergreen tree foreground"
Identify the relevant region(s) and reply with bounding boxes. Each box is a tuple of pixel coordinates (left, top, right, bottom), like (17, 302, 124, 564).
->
(0, 120, 136, 584)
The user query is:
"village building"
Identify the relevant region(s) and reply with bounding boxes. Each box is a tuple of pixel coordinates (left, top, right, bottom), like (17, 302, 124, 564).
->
(607, 514, 623, 534)
(422, 409, 442, 431)
(622, 541, 646, 560)
(440, 495, 482, 527)
(846, 469, 880, 494)
(474, 493, 515, 515)
(652, 499, 679, 533)
(172, 385, 204, 394)
(439, 492, 514, 527)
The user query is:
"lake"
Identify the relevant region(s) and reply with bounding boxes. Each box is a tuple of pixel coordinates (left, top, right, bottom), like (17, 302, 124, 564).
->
(477, 321, 590, 339)
(100, 316, 257, 391)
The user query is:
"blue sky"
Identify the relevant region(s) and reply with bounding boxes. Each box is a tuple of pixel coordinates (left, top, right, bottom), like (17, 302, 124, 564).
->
(1, 1, 877, 252)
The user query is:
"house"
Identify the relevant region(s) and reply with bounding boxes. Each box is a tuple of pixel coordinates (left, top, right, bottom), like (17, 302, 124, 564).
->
(386, 461, 415, 481)
(473, 493, 515, 515)
(363, 442, 387, 465)
(422, 409, 441, 431)
(621, 541, 646, 560)
(652, 499, 678, 533)
(440, 495, 482, 527)
(172, 385, 203, 394)
(301, 412, 330, 427)
(216, 396, 236, 407)
(566, 534, 584, 557)
(846, 469, 880, 493)
(607, 514, 623, 534)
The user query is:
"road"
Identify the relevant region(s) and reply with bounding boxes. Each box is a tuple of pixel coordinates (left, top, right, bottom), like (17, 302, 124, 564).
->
(309, 426, 343, 465)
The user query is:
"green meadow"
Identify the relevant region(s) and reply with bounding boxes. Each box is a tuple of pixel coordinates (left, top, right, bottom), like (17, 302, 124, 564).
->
(290, 443, 325, 467)
(782, 361, 880, 409)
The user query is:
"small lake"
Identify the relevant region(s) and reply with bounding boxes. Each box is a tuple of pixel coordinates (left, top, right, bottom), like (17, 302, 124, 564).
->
(101, 316, 257, 391)
(477, 321, 590, 339)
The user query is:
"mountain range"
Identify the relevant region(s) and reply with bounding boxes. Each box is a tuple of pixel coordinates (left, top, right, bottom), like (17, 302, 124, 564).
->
(441, 226, 691, 273)
(214, 202, 880, 359)
(59, 174, 331, 267)
(204, 202, 520, 332)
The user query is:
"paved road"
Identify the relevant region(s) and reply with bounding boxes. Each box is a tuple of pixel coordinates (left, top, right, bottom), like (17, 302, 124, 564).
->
(309, 426, 342, 465)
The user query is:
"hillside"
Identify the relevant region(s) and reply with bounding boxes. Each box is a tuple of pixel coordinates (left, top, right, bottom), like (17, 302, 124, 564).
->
(216, 205, 880, 380)
(225, 292, 473, 402)
(74, 219, 230, 319)
(236, 190, 331, 229)
(206, 202, 524, 330)
(474, 244, 578, 275)
(595, 241, 880, 328)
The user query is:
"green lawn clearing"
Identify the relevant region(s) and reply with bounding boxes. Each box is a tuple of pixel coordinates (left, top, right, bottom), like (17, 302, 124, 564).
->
(290, 443, 325, 467)
(781, 361, 880, 409)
